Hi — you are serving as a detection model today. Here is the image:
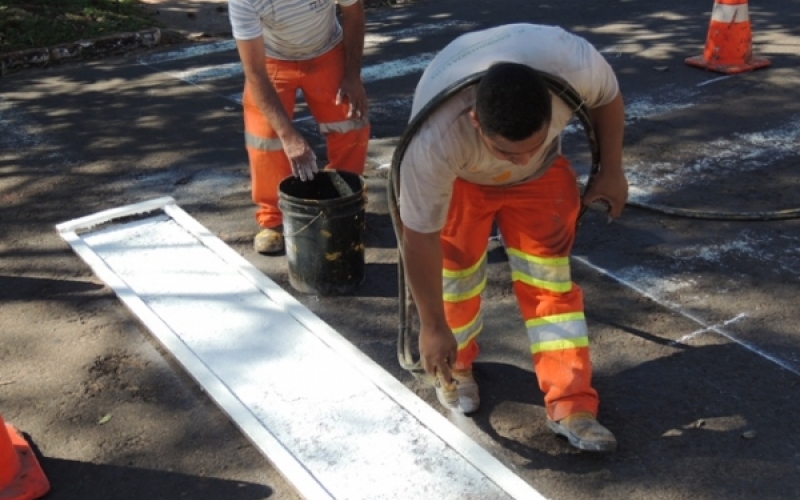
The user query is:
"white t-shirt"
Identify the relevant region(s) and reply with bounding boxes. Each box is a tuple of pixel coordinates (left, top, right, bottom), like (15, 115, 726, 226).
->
(228, 0, 358, 60)
(399, 24, 620, 234)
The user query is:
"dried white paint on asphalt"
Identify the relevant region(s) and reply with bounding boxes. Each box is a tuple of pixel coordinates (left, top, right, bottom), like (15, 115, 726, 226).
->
(671, 229, 800, 279)
(573, 256, 800, 377)
(671, 314, 748, 346)
(56, 198, 545, 500)
(138, 20, 472, 84)
(626, 116, 800, 203)
(140, 39, 237, 64)
(361, 52, 436, 82)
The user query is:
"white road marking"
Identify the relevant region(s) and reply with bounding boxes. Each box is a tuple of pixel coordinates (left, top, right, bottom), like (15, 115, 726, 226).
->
(573, 256, 800, 377)
(362, 52, 436, 82)
(139, 39, 237, 64)
(670, 313, 748, 346)
(137, 21, 468, 66)
(171, 61, 243, 84)
(697, 75, 733, 87)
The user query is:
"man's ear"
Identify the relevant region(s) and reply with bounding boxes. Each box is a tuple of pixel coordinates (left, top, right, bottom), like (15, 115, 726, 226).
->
(468, 109, 480, 130)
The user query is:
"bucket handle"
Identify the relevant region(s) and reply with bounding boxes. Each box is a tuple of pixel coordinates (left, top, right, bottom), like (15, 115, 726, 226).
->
(287, 212, 324, 237)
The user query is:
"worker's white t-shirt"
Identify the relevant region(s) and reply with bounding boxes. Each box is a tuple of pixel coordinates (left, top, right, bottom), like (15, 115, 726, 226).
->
(228, 0, 358, 60)
(399, 24, 620, 234)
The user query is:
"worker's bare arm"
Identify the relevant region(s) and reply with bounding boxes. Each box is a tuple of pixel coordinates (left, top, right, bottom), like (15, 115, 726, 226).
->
(584, 92, 628, 218)
(235, 38, 316, 176)
(337, 1, 367, 118)
(402, 226, 457, 381)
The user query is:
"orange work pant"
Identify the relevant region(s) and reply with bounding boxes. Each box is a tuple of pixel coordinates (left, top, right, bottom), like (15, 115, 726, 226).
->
(441, 156, 598, 421)
(242, 42, 370, 229)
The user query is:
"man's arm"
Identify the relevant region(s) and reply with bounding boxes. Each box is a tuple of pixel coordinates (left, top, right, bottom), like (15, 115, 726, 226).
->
(235, 37, 316, 176)
(337, 1, 367, 118)
(402, 227, 457, 382)
(584, 92, 628, 218)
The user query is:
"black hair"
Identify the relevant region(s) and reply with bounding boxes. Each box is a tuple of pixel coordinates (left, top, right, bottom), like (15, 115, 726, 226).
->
(474, 62, 552, 141)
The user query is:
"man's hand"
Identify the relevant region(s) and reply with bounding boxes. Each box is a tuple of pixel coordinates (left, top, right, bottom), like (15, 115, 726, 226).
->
(419, 324, 458, 383)
(281, 129, 318, 181)
(586, 92, 627, 219)
(336, 76, 368, 119)
(582, 166, 628, 219)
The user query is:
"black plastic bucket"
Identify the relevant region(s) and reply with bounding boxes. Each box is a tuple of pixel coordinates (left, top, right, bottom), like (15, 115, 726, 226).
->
(278, 170, 366, 295)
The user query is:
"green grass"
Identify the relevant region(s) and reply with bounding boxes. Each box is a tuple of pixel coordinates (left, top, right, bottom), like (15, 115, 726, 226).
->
(0, 0, 159, 54)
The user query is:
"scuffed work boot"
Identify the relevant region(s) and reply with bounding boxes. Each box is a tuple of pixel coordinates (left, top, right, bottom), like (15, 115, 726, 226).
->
(435, 369, 480, 414)
(547, 412, 617, 453)
(254, 226, 284, 254)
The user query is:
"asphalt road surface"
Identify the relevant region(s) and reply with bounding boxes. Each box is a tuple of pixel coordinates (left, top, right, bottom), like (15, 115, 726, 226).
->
(2, 0, 800, 498)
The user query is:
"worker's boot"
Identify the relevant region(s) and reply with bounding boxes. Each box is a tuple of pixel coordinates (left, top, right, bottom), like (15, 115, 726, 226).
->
(254, 226, 284, 254)
(547, 412, 617, 453)
(435, 368, 480, 414)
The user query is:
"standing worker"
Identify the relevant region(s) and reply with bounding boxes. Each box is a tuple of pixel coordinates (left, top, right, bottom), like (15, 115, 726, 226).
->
(228, 0, 370, 254)
(398, 24, 628, 453)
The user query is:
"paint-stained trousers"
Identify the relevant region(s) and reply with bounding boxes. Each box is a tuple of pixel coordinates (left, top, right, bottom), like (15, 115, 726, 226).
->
(242, 43, 370, 229)
(442, 157, 599, 422)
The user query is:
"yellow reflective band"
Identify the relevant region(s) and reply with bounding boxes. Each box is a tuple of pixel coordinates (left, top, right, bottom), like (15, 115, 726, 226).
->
(453, 314, 483, 350)
(525, 312, 585, 329)
(319, 116, 369, 134)
(245, 132, 283, 151)
(530, 337, 589, 354)
(452, 311, 481, 335)
(511, 270, 572, 293)
(442, 252, 487, 279)
(506, 248, 569, 267)
(457, 330, 481, 350)
(443, 276, 487, 302)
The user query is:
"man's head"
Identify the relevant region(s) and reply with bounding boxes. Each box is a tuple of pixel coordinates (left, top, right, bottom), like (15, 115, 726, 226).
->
(470, 62, 552, 165)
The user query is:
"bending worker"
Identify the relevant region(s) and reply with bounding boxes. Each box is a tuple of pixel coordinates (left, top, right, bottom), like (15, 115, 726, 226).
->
(398, 24, 628, 453)
(228, 0, 370, 254)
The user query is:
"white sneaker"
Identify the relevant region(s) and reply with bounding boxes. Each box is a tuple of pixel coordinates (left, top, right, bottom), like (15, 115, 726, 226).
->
(254, 226, 284, 254)
(547, 412, 618, 453)
(435, 369, 480, 414)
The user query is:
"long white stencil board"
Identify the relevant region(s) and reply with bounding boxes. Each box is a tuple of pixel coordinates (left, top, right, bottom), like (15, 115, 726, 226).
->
(56, 197, 545, 500)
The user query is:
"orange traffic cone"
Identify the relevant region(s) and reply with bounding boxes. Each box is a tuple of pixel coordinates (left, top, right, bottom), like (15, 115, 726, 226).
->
(685, 0, 770, 74)
(0, 415, 50, 500)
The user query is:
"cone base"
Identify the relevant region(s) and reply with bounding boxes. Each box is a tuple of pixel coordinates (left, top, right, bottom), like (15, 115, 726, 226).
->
(685, 55, 771, 74)
(0, 424, 50, 500)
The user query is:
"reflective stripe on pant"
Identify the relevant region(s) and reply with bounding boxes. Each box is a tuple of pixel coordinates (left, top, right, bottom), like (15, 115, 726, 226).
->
(441, 156, 598, 421)
(242, 42, 370, 229)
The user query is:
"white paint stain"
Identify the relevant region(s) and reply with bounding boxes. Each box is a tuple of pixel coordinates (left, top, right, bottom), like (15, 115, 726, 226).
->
(138, 22, 462, 66)
(363, 53, 437, 83)
(171, 62, 244, 83)
(671, 230, 800, 279)
(139, 39, 237, 64)
(365, 21, 476, 45)
(626, 116, 800, 203)
(697, 75, 733, 87)
(564, 86, 699, 135)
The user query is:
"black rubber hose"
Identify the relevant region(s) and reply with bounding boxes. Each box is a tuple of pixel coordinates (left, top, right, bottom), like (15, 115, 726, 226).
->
(625, 201, 800, 221)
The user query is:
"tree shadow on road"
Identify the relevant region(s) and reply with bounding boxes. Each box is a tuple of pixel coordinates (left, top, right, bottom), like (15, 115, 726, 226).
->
(464, 338, 800, 499)
(34, 455, 274, 500)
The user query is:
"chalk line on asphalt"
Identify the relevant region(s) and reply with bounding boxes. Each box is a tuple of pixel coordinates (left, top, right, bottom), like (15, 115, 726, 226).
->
(573, 256, 800, 377)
